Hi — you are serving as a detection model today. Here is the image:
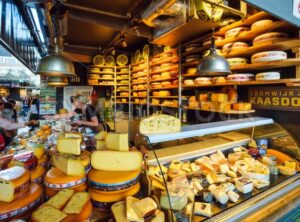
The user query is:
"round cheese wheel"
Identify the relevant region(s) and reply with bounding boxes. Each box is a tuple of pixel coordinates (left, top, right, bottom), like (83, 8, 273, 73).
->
(45, 183, 87, 199)
(158, 91, 171, 97)
(30, 165, 45, 185)
(161, 72, 171, 79)
(256, 72, 280, 80)
(189, 101, 200, 108)
(222, 42, 248, 54)
(90, 183, 140, 212)
(120, 80, 129, 84)
(185, 44, 202, 52)
(137, 85, 144, 90)
(187, 68, 197, 74)
(227, 74, 254, 82)
(120, 92, 129, 97)
(225, 27, 249, 38)
(88, 169, 140, 192)
(195, 77, 212, 85)
(138, 91, 147, 97)
(151, 66, 160, 72)
(44, 167, 86, 189)
(161, 81, 172, 87)
(185, 55, 201, 62)
(251, 51, 287, 63)
(232, 103, 252, 111)
(202, 36, 224, 46)
(253, 32, 288, 45)
(120, 68, 129, 73)
(138, 64, 145, 69)
(102, 68, 114, 73)
(88, 74, 100, 79)
(101, 74, 113, 79)
(160, 63, 172, 69)
(251, 19, 273, 30)
(0, 184, 42, 221)
(61, 201, 92, 222)
(227, 58, 248, 66)
(152, 74, 161, 80)
(184, 79, 194, 85)
(151, 82, 161, 88)
(152, 98, 160, 105)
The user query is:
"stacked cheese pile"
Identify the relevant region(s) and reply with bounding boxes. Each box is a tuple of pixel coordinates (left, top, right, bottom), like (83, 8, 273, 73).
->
(111, 196, 164, 222)
(0, 166, 43, 221)
(89, 132, 143, 212)
(31, 189, 92, 222)
(45, 132, 90, 198)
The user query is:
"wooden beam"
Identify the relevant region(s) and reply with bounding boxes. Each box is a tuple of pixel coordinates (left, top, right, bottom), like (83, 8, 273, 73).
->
(61, 51, 91, 63)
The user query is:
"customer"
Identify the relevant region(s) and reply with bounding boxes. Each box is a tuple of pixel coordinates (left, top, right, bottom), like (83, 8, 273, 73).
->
(8, 99, 18, 123)
(22, 96, 30, 117)
(29, 94, 40, 120)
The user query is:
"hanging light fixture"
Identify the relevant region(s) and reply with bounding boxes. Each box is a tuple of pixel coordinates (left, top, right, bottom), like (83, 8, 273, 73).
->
(196, 0, 231, 76)
(47, 76, 69, 86)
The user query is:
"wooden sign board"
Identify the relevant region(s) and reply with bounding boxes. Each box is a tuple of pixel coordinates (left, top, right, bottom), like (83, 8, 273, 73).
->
(248, 86, 300, 112)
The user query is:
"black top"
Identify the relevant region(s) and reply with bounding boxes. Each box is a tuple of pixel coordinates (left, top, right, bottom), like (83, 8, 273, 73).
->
(74, 104, 101, 122)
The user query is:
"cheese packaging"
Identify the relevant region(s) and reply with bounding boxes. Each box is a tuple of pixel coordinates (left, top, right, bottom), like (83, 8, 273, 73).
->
(194, 202, 212, 217)
(31, 205, 67, 222)
(111, 201, 130, 222)
(91, 150, 142, 171)
(57, 134, 82, 155)
(0, 166, 30, 202)
(0, 183, 42, 221)
(63, 192, 90, 214)
(45, 189, 75, 209)
(88, 169, 140, 192)
(105, 133, 129, 151)
(30, 165, 46, 185)
(51, 151, 90, 176)
(139, 114, 181, 134)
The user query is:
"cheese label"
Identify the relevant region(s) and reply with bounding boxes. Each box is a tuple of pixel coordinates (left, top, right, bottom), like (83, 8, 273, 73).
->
(14, 180, 30, 195)
(45, 177, 87, 189)
(88, 175, 139, 191)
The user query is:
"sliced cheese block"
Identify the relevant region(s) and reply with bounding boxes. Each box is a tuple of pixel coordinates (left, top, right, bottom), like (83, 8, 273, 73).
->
(26, 146, 45, 160)
(227, 190, 239, 203)
(45, 189, 75, 209)
(31, 205, 67, 222)
(160, 192, 188, 211)
(139, 114, 181, 134)
(90, 183, 140, 212)
(44, 167, 86, 189)
(88, 169, 140, 192)
(91, 151, 142, 171)
(51, 151, 90, 176)
(45, 183, 87, 198)
(235, 177, 253, 194)
(0, 183, 42, 221)
(251, 51, 287, 63)
(0, 166, 30, 202)
(131, 197, 158, 218)
(194, 202, 212, 217)
(94, 131, 107, 140)
(30, 165, 45, 185)
(105, 133, 129, 151)
(57, 134, 82, 155)
(61, 201, 92, 222)
(63, 192, 90, 214)
(111, 201, 130, 222)
(126, 196, 143, 222)
(211, 93, 228, 102)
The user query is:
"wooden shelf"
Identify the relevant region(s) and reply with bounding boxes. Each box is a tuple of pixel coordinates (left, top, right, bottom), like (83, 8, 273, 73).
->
(94, 84, 114, 86)
(150, 77, 178, 83)
(150, 57, 179, 66)
(132, 59, 147, 67)
(151, 86, 178, 90)
(132, 103, 147, 105)
(152, 49, 177, 59)
(150, 65, 178, 74)
(183, 106, 255, 114)
(116, 102, 129, 104)
(231, 58, 300, 72)
(151, 104, 178, 108)
(116, 78, 129, 80)
(131, 75, 147, 79)
(116, 66, 129, 68)
(131, 81, 147, 85)
(131, 67, 146, 73)
(182, 78, 300, 88)
(216, 21, 294, 48)
(150, 96, 179, 99)
(224, 39, 300, 59)
(182, 60, 200, 68)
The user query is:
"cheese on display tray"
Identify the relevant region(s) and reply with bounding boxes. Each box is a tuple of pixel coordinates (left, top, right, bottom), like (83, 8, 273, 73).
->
(251, 51, 287, 63)
(88, 169, 140, 192)
(253, 32, 288, 45)
(0, 183, 42, 221)
(256, 72, 280, 80)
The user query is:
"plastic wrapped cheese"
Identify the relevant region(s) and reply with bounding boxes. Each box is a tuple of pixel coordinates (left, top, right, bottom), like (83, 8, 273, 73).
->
(139, 114, 181, 134)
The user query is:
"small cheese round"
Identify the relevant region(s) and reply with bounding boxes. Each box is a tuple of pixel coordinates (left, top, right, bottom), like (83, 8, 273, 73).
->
(185, 55, 201, 62)
(158, 91, 171, 97)
(184, 79, 195, 85)
(227, 58, 248, 66)
(161, 81, 172, 87)
(256, 72, 280, 80)
(225, 27, 250, 38)
(251, 51, 287, 63)
(161, 72, 171, 78)
(203, 36, 224, 46)
(251, 19, 273, 30)
(227, 74, 254, 82)
(222, 42, 248, 54)
(212, 77, 227, 83)
(151, 82, 161, 88)
(253, 32, 288, 45)
(195, 77, 212, 85)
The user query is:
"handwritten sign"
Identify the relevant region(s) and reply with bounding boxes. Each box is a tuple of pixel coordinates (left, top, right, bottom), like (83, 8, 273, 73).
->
(248, 87, 300, 112)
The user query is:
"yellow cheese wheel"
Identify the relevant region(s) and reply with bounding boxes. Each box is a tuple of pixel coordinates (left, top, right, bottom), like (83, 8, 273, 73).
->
(61, 201, 92, 222)
(88, 169, 140, 192)
(30, 165, 46, 185)
(44, 167, 86, 189)
(232, 103, 252, 111)
(38, 155, 48, 168)
(45, 183, 88, 198)
(0, 184, 42, 221)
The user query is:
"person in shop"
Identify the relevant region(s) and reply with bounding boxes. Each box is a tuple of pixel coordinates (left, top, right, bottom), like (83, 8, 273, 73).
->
(8, 99, 18, 123)
(44, 94, 110, 132)
(22, 96, 30, 117)
(29, 94, 40, 121)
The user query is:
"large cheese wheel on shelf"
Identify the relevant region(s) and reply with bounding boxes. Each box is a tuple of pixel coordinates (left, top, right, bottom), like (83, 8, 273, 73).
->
(202, 36, 223, 46)
(161, 81, 172, 87)
(253, 32, 288, 45)
(161, 72, 171, 79)
(88, 169, 140, 192)
(151, 82, 161, 88)
(222, 42, 248, 54)
(251, 51, 287, 63)
(195, 77, 212, 85)
(158, 91, 171, 97)
(120, 92, 129, 97)
(152, 98, 160, 105)
(160, 63, 172, 69)
(255, 72, 280, 80)
(232, 103, 252, 111)
(251, 19, 273, 30)
(212, 76, 227, 83)
(0, 166, 31, 203)
(185, 44, 202, 52)
(89, 183, 140, 212)
(187, 67, 197, 74)
(101, 74, 113, 79)
(152, 74, 161, 80)
(227, 74, 254, 82)
(88, 74, 100, 79)
(227, 58, 248, 66)
(0, 184, 42, 221)
(185, 55, 201, 62)
(184, 79, 195, 86)
(225, 27, 249, 38)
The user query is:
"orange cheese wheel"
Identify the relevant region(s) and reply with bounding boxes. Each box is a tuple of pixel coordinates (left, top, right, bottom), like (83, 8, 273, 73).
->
(0, 184, 43, 221)
(61, 201, 92, 222)
(30, 165, 46, 185)
(45, 183, 88, 198)
(232, 103, 252, 111)
(88, 169, 140, 192)
(45, 167, 86, 189)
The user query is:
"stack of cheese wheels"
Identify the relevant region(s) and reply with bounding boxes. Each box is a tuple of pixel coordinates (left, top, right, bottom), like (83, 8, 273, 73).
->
(0, 167, 43, 221)
(89, 132, 142, 212)
(45, 132, 91, 198)
(227, 58, 248, 67)
(251, 51, 287, 63)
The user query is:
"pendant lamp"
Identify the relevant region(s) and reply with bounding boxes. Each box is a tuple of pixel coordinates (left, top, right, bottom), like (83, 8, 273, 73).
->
(196, 29, 231, 76)
(47, 76, 69, 86)
(36, 38, 76, 77)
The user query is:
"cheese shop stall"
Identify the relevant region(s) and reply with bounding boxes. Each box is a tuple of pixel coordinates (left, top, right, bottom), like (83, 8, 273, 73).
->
(0, 0, 300, 221)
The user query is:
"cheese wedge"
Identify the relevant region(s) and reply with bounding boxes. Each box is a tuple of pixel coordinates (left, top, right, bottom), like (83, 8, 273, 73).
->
(31, 205, 67, 222)
(0, 166, 30, 202)
(105, 133, 129, 151)
(132, 197, 158, 218)
(45, 189, 75, 209)
(91, 151, 143, 171)
(52, 151, 90, 176)
(57, 134, 82, 155)
(63, 192, 90, 214)
(112, 201, 130, 222)
(126, 196, 144, 222)
(194, 202, 212, 217)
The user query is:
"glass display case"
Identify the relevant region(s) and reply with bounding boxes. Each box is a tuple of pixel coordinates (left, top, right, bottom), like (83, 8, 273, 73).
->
(135, 117, 300, 222)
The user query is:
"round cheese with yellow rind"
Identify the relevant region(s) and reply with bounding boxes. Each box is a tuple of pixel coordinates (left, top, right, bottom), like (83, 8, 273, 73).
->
(30, 165, 45, 185)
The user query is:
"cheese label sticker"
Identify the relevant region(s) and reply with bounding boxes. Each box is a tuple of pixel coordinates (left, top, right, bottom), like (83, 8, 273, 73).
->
(293, 0, 300, 19)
